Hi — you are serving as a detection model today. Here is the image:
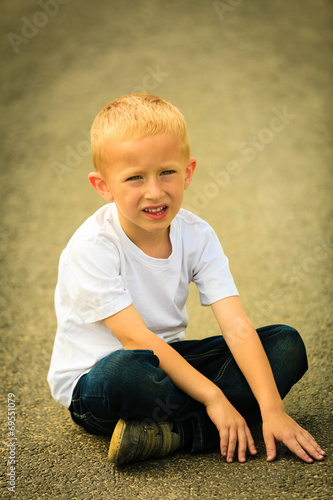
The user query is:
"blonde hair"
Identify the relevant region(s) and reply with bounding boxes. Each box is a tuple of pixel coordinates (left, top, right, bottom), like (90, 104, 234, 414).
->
(91, 93, 190, 173)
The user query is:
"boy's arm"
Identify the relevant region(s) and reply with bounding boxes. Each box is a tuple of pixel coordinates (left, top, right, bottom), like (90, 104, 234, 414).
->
(211, 296, 325, 463)
(103, 304, 257, 462)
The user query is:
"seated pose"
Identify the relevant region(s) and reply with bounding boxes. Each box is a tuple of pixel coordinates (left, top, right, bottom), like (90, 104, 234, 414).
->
(47, 93, 325, 465)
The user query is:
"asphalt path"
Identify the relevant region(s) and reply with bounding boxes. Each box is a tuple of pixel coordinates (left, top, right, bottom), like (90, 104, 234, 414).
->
(1, 1, 332, 498)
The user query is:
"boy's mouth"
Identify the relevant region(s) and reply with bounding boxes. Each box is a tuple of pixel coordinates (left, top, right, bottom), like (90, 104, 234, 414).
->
(143, 206, 168, 214)
(142, 205, 169, 219)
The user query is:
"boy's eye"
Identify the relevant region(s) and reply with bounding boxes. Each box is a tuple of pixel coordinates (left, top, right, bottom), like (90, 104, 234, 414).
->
(161, 170, 175, 176)
(127, 175, 142, 181)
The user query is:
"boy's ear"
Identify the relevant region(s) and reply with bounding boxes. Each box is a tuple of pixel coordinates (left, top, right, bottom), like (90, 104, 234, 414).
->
(88, 172, 115, 202)
(184, 157, 197, 190)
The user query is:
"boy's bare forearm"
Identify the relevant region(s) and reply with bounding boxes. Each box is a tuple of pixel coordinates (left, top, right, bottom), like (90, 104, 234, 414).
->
(211, 297, 283, 415)
(138, 332, 223, 405)
(229, 329, 283, 415)
(103, 305, 223, 407)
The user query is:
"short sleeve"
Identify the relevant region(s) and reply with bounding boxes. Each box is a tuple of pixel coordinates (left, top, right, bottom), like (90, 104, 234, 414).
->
(58, 234, 132, 323)
(191, 225, 238, 306)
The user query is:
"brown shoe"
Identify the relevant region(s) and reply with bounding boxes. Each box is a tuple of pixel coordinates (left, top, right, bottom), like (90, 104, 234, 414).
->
(108, 419, 180, 465)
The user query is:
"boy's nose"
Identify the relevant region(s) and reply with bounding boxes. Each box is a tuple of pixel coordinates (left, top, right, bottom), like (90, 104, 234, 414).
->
(145, 178, 164, 200)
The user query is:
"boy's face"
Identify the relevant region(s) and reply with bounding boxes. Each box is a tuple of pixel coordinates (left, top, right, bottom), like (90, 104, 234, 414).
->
(89, 133, 196, 247)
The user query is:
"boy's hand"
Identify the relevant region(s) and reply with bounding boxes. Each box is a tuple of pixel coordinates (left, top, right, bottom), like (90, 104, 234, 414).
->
(205, 393, 257, 463)
(262, 408, 326, 463)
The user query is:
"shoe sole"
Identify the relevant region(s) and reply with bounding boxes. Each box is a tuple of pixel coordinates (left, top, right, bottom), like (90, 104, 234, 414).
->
(108, 419, 127, 464)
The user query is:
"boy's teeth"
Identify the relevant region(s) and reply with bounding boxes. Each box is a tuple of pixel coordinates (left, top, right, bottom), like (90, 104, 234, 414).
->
(144, 206, 166, 213)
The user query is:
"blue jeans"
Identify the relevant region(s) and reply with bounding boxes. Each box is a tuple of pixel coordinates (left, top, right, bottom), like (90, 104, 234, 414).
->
(69, 325, 308, 452)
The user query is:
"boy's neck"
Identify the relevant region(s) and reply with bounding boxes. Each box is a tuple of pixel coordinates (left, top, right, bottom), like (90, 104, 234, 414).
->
(122, 225, 172, 259)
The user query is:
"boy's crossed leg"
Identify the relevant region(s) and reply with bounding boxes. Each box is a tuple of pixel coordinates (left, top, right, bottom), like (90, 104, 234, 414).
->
(69, 325, 307, 463)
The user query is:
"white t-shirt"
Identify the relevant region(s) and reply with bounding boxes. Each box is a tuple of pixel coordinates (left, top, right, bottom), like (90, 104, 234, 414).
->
(47, 204, 238, 407)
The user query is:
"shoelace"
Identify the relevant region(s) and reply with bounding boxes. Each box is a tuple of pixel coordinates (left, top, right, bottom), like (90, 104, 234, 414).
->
(136, 422, 172, 460)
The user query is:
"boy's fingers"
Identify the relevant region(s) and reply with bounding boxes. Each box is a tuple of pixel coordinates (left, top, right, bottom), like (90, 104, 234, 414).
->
(226, 430, 237, 462)
(286, 438, 314, 463)
(290, 434, 325, 462)
(220, 425, 257, 463)
(245, 426, 257, 456)
(219, 428, 229, 457)
(302, 432, 326, 458)
(237, 429, 248, 463)
(263, 432, 277, 461)
(220, 427, 255, 463)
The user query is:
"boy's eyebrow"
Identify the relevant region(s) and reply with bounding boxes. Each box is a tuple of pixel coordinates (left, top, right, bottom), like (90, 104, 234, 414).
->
(159, 161, 183, 168)
(121, 161, 183, 173)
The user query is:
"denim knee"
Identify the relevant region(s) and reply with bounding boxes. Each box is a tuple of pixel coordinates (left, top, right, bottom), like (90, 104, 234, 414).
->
(278, 325, 308, 375)
(266, 325, 308, 399)
(84, 348, 159, 395)
(69, 349, 164, 432)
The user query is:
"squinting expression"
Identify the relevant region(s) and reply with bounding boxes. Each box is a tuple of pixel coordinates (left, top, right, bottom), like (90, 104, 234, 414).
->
(102, 134, 196, 247)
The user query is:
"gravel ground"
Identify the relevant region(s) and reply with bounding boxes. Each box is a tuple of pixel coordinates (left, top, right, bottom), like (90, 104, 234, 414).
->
(0, 1, 332, 499)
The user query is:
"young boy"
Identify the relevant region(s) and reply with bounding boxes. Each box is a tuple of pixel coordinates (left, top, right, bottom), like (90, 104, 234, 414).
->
(47, 93, 325, 466)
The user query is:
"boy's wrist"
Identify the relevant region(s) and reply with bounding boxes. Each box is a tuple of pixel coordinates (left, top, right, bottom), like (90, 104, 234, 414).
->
(260, 400, 285, 418)
(202, 386, 225, 407)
